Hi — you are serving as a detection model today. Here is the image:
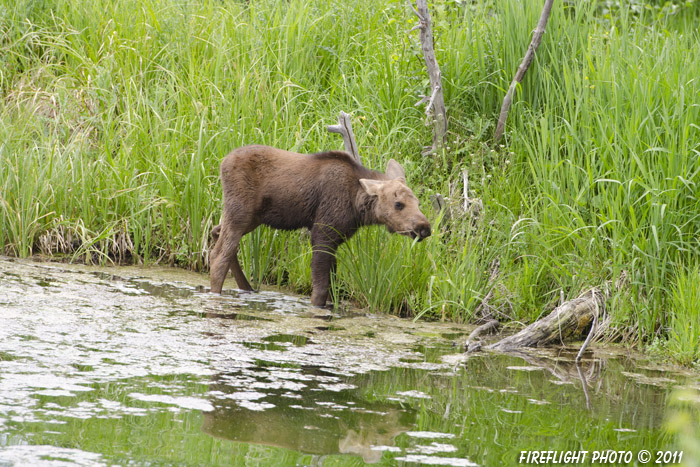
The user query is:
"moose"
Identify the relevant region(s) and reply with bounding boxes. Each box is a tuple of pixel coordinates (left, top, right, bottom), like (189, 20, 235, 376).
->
(209, 145, 431, 307)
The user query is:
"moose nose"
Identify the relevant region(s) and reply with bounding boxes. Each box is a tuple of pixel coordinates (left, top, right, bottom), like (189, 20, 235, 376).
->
(418, 223, 431, 240)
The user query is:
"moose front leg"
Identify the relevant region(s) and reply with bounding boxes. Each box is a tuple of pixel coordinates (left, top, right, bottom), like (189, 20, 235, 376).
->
(310, 248, 337, 307)
(310, 226, 342, 307)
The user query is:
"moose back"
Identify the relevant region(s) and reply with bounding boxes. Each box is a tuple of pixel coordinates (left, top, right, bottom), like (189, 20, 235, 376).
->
(209, 145, 431, 306)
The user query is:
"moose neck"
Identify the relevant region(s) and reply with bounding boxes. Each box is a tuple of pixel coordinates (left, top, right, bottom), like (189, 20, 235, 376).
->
(354, 189, 381, 227)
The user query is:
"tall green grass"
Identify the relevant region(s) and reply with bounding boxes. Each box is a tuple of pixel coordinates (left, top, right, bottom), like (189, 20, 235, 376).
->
(1, 0, 698, 363)
(668, 266, 700, 366)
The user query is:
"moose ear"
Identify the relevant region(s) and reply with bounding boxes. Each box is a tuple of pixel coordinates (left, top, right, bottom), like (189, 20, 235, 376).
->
(386, 159, 406, 183)
(359, 178, 384, 197)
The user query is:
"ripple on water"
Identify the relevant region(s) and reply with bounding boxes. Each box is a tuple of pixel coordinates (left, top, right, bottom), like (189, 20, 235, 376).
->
(1, 258, 697, 466)
(395, 454, 478, 466)
(0, 445, 106, 466)
(0, 258, 436, 464)
(128, 393, 215, 412)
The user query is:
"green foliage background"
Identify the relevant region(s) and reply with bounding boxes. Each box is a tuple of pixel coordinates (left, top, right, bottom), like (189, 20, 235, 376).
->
(1, 0, 699, 363)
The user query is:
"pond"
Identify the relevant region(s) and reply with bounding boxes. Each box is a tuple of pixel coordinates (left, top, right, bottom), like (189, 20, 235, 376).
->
(0, 257, 698, 466)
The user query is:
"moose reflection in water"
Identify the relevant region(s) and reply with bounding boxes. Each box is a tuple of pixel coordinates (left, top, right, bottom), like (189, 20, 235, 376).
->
(202, 368, 415, 463)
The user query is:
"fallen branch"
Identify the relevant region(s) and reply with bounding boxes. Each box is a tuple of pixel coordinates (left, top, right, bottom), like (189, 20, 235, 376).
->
(327, 111, 361, 164)
(494, 0, 555, 144)
(486, 289, 605, 352)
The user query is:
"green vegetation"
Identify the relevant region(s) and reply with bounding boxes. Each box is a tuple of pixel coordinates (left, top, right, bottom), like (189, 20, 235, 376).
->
(667, 266, 700, 365)
(1, 0, 699, 363)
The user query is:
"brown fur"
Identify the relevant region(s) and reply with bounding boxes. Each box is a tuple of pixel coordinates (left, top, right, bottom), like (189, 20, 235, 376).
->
(209, 145, 431, 306)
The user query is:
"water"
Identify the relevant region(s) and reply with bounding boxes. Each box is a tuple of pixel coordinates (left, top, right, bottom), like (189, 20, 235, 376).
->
(0, 257, 698, 466)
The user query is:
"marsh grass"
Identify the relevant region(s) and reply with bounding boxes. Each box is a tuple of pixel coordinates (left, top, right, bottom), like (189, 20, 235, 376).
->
(668, 266, 700, 366)
(1, 0, 699, 363)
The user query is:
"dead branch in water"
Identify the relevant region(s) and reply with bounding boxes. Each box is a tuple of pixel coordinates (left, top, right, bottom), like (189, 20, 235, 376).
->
(408, 0, 447, 153)
(576, 293, 600, 363)
(464, 319, 500, 353)
(494, 0, 555, 144)
(486, 289, 606, 352)
(327, 111, 361, 164)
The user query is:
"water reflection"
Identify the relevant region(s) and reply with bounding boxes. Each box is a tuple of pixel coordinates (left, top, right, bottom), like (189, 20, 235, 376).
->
(203, 368, 414, 463)
(0, 257, 698, 466)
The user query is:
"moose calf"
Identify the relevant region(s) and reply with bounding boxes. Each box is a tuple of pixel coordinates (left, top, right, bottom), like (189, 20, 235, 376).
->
(209, 145, 431, 307)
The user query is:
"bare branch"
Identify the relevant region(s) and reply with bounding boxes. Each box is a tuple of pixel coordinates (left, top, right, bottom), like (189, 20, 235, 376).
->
(406, 0, 422, 21)
(415, 94, 429, 107)
(465, 319, 500, 353)
(410, 0, 447, 153)
(424, 84, 440, 118)
(576, 290, 600, 363)
(327, 111, 361, 164)
(494, 0, 555, 144)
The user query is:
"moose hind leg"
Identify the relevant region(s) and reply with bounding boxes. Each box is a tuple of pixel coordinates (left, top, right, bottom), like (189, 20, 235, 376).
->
(229, 244, 253, 292)
(210, 224, 252, 294)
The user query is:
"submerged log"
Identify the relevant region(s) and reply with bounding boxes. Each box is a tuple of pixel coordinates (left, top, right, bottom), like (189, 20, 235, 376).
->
(487, 289, 604, 352)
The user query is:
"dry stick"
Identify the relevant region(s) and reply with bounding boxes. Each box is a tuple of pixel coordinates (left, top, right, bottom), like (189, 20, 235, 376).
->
(461, 169, 483, 218)
(327, 111, 361, 164)
(463, 169, 469, 211)
(408, 0, 447, 153)
(494, 0, 555, 144)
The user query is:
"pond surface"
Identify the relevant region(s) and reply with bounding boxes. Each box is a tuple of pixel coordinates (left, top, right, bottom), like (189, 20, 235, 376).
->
(0, 257, 698, 466)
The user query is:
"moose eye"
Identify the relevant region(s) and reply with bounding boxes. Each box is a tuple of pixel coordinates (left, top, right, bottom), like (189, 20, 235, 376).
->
(394, 202, 404, 211)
